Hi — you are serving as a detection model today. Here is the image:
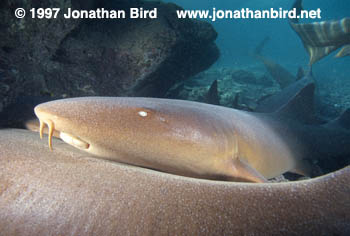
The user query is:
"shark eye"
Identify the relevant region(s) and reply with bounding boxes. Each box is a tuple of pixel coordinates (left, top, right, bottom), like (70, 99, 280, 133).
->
(137, 108, 167, 123)
(138, 111, 148, 117)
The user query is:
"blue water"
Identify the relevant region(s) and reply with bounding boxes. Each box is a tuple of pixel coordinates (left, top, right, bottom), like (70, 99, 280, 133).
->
(164, 0, 350, 83)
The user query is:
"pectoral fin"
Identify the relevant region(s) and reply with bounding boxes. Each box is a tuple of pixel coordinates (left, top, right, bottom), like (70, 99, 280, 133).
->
(229, 158, 268, 183)
(228, 134, 267, 183)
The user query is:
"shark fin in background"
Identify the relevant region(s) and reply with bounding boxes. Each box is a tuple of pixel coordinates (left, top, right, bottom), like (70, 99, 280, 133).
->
(274, 81, 317, 124)
(335, 45, 350, 58)
(205, 80, 220, 105)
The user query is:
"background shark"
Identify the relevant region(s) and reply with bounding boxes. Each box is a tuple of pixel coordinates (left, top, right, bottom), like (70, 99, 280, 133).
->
(253, 36, 306, 89)
(253, 36, 299, 89)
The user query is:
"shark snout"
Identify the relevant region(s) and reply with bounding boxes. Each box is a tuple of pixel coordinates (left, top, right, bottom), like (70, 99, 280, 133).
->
(34, 105, 56, 149)
(34, 105, 90, 151)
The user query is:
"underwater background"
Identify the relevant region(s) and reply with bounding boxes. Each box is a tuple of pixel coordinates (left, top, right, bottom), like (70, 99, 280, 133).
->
(165, 0, 350, 68)
(162, 0, 350, 119)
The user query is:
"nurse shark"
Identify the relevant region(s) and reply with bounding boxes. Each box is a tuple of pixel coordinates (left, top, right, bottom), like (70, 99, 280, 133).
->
(34, 91, 350, 182)
(0, 129, 349, 235)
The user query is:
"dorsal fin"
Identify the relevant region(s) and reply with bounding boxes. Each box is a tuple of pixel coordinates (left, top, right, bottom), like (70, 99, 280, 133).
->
(205, 80, 220, 105)
(256, 73, 314, 114)
(274, 82, 317, 124)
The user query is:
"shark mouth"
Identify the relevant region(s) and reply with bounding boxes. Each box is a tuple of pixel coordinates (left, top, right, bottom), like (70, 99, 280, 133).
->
(39, 119, 90, 150)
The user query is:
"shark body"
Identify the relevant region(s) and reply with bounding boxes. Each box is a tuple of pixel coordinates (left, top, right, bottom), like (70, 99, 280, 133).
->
(0, 129, 349, 235)
(254, 36, 298, 89)
(34, 93, 350, 182)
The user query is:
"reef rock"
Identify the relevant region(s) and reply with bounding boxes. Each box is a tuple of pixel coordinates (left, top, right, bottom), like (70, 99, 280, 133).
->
(0, 0, 218, 113)
(0, 0, 96, 111)
(168, 67, 279, 111)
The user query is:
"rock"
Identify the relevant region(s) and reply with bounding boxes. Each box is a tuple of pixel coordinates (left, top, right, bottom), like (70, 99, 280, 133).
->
(231, 70, 256, 84)
(170, 67, 280, 111)
(0, 96, 53, 128)
(0, 0, 95, 111)
(53, 2, 218, 97)
(0, 0, 218, 114)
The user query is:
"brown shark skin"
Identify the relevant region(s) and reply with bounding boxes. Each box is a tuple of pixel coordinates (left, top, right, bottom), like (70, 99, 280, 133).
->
(0, 129, 349, 235)
(34, 97, 350, 181)
(34, 97, 303, 181)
